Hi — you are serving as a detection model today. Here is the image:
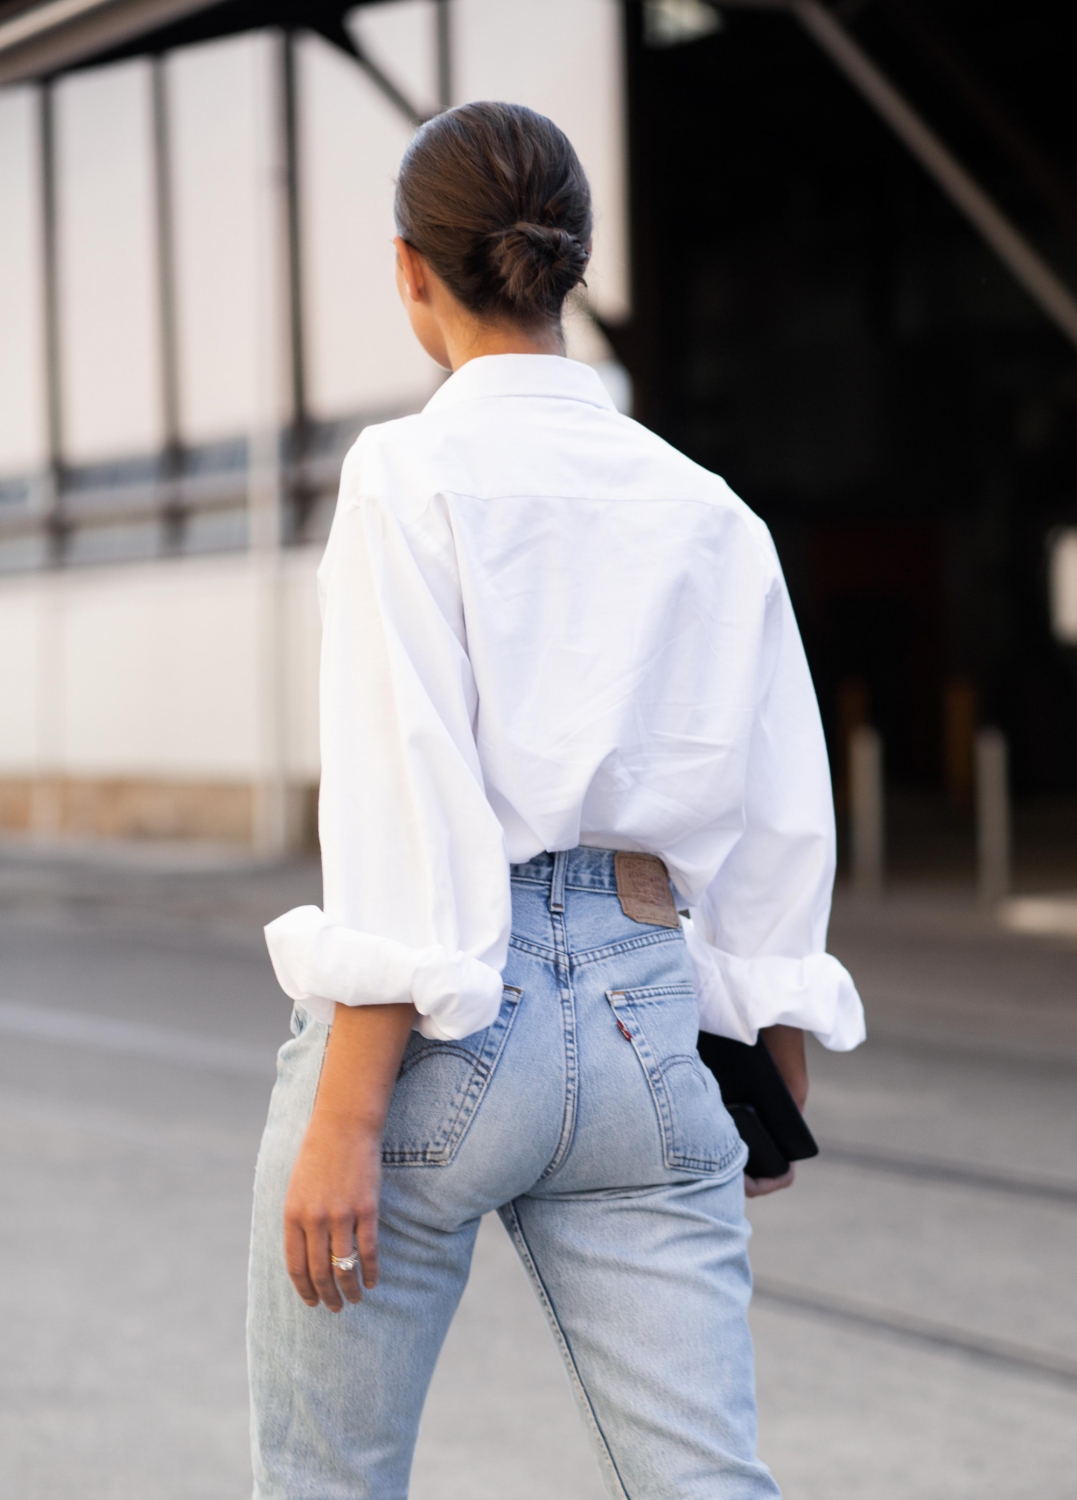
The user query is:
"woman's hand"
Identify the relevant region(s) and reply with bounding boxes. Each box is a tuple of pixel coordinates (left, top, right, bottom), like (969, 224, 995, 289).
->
(744, 1024, 808, 1199)
(283, 1001, 416, 1311)
(284, 1112, 383, 1310)
(744, 1164, 796, 1198)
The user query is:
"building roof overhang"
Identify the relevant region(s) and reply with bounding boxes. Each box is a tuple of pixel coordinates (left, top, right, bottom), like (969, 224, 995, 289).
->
(0, 0, 382, 86)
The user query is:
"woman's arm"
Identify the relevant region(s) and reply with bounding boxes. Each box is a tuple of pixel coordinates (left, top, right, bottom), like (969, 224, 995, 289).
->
(283, 1002, 416, 1311)
(265, 489, 511, 1044)
(761, 1023, 808, 1110)
(744, 1023, 808, 1199)
(269, 476, 511, 1309)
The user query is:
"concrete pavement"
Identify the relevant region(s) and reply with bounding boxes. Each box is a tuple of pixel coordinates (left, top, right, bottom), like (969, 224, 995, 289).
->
(0, 846, 1074, 1498)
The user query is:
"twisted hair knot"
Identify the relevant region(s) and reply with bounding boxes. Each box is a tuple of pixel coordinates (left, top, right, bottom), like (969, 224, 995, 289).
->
(486, 222, 589, 309)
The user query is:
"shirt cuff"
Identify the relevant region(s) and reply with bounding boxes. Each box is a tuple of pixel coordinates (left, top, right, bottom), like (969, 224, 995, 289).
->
(264, 905, 506, 1041)
(682, 916, 866, 1052)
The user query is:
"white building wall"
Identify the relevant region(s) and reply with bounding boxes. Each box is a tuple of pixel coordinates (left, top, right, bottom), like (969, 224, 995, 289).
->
(299, 32, 443, 422)
(0, 584, 40, 766)
(168, 35, 268, 444)
(0, 548, 321, 775)
(352, 0, 439, 119)
(56, 59, 164, 462)
(0, 84, 47, 475)
(453, 0, 629, 320)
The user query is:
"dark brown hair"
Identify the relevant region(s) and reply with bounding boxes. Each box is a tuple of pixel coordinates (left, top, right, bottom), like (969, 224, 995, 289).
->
(395, 101, 593, 328)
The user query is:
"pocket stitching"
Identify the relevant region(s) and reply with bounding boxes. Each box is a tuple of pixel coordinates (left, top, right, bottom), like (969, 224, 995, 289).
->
(397, 1041, 479, 1078)
(615, 984, 696, 1003)
(571, 928, 685, 969)
(607, 989, 733, 1172)
(383, 986, 523, 1167)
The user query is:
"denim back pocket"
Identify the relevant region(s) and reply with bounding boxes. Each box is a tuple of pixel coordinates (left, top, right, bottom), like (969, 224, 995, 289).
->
(606, 984, 742, 1173)
(381, 986, 523, 1166)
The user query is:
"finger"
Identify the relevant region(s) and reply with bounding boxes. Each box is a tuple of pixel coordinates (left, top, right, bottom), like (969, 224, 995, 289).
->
(356, 1203, 380, 1290)
(284, 1216, 319, 1307)
(745, 1166, 796, 1197)
(306, 1219, 344, 1312)
(330, 1215, 363, 1305)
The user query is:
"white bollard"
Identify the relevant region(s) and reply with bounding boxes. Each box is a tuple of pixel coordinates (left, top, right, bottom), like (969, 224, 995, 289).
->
(849, 725, 884, 895)
(975, 728, 1011, 905)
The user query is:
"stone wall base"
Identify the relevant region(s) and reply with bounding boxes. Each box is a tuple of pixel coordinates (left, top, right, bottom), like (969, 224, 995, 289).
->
(0, 776, 318, 850)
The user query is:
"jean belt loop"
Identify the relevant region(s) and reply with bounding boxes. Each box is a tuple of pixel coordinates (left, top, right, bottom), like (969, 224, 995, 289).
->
(548, 849, 568, 913)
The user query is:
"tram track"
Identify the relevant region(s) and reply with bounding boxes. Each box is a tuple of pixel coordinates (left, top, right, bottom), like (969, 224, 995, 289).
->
(816, 1139, 1077, 1206)
(753, 1275, 1077, 1389)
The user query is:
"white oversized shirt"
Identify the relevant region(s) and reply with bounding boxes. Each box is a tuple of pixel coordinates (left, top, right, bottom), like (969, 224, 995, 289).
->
(265, 354, 865, 1052)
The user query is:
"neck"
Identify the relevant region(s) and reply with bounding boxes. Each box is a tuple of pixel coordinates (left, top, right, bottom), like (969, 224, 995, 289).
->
(444, 317, 564, 372)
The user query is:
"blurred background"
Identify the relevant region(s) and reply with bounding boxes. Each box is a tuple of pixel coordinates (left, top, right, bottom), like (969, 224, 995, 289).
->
(0, 2, 1075, 1497)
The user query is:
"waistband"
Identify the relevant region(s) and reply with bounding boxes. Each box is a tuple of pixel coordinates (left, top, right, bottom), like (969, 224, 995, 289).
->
(510, 847, 643, 896)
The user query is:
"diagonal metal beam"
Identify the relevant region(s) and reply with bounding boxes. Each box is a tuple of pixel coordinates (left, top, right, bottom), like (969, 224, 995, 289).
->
(883, 0, 1077, 250)
(722, 0, 1077, 353)
(0, 0, 210, 85)
(312, 16, 427, 128)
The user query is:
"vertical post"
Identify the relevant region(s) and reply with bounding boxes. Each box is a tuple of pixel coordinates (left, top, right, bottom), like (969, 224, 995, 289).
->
(943, 677, 977, 808)
(849, 725, 884, 895)
(31, 79, 66, 842)
(282, 29, 307, 474)
(435, 0, 452, 112)
(151, 53, 184, 549)
(975, 728, 1010, 905)
(248, 32, 295, 858)
(39, 77, 63, 552)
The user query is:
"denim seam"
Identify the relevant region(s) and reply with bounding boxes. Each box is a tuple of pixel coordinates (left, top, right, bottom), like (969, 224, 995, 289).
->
(511, 930, 683, 967)
(540, 910, 579, 1179)
(508, 934, 561, 961)
(499, 1201, 631, 1500)
(511, 874, 621, 895)
(548, 849, 568, 912)
(570, 928, 685, 968)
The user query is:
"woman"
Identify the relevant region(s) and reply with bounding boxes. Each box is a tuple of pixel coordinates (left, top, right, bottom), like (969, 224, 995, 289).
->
(251, 101, 864, 1499)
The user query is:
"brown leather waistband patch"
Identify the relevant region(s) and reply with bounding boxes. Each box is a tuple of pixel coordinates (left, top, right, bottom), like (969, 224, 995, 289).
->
(614, 852, 681, 929)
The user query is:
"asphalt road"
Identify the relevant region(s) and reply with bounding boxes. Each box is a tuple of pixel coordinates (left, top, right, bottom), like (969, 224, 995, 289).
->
(0, 846, 1074, 1499)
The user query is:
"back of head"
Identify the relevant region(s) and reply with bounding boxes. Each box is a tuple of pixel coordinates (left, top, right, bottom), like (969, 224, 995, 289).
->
(394, 102, 593, 330)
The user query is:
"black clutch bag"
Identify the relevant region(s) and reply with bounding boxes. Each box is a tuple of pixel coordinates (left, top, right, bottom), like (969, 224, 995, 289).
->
(697, 1032, 819, 1179)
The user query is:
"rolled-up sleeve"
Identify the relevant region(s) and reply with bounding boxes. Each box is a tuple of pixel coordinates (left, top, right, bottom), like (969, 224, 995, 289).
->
(683, 552, 865, 1052)
(265, 449, 510, 1041)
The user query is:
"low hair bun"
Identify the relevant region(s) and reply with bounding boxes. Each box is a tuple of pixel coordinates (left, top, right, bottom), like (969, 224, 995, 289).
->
(486, 222, 589, 318)
(395, 101, 594, 329)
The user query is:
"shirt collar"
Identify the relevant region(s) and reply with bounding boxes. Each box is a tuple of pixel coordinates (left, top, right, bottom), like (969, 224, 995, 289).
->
(423, 354, 617, 415)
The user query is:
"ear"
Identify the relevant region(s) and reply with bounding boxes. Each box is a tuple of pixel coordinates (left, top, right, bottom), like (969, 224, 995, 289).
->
(394, 237, 428, 302)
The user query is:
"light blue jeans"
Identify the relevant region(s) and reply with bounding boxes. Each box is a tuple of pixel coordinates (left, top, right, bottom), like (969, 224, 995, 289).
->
(248, 848, 779, 1499)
